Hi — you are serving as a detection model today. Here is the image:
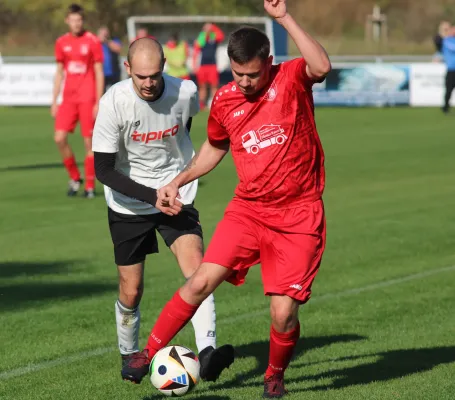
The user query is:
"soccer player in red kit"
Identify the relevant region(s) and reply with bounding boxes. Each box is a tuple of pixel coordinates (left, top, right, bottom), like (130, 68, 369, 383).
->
(122, 1, 331, 397)
(51, 3, 104, 198)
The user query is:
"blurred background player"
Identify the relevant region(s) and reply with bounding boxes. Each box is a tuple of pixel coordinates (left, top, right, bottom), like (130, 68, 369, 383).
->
(122, 0, 331, 396)
(434, 21, 451, 56)
(442, 26, 455, 113)
(51, 3, 104, 198)
(163, 33, 190, 80)
(193, 23, 224, 110)
(132, 27, 156, 43)
(92, 37, 234, 384)
(98, 25, 122, 92)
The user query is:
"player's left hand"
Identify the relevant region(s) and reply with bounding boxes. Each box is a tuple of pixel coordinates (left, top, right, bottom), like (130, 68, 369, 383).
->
(93, 102, 99, 119)
(264, 0, 287, 20)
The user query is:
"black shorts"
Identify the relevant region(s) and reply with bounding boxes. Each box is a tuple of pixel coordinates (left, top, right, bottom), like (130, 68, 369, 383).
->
(108, 205, 203, 266)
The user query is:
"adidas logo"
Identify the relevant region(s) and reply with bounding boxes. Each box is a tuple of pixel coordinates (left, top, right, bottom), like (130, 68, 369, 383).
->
(172, 374, 187, 385)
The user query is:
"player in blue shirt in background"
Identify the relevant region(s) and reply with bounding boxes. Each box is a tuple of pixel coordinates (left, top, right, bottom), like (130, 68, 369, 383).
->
(442, 26, 455, 113)
(98, 26, 122, 92)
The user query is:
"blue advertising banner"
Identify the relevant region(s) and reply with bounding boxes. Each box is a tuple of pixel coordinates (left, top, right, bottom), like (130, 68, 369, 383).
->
(313, 64, 410, 106)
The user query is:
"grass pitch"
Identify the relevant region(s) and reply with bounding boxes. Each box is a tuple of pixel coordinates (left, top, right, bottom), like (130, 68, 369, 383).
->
(0, 106, 454, 399)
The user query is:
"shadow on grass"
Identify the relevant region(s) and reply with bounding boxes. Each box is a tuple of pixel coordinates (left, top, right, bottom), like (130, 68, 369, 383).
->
(0, 162, 64, 172)
(193, 337, 455, 396)
(291, 346, 455, 392)
(0, 260, 82, 278)
(202, 334, 366, 393)
(0, 260, 116, 311)
(0, 281, 117, 312)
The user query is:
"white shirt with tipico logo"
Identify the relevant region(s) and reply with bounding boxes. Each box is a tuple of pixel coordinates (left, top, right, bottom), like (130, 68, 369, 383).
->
(92, 74, 199, 215)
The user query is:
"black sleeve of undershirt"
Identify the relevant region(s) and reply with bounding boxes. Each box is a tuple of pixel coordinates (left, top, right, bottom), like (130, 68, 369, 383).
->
(186, 117, 193, 133)
(94, 152, 157, 206)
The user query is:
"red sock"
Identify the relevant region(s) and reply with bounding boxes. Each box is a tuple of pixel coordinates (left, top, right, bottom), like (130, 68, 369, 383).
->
(84, 155, 95, 190)
(265, 322, 300, 378)
(63, 156, 80, 181)
(144, 291, 199, 360)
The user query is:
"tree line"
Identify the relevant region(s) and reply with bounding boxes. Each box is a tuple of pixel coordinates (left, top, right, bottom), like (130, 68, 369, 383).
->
(0, 0, 453, 54)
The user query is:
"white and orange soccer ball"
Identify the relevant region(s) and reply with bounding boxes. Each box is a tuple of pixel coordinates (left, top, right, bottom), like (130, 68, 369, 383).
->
(150, 345, 200, 397)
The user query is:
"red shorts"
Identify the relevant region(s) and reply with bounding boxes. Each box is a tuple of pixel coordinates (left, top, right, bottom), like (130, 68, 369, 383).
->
(203, 198, 326, 303)
(196, 65, 219, 86)
(55, 101, 96, 137)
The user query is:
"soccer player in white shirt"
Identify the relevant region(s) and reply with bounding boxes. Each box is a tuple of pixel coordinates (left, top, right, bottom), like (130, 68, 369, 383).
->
(92, 38, 234, 384)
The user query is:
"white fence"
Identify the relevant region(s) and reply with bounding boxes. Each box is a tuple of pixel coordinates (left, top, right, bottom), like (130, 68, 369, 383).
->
(0, 56, 450, 107)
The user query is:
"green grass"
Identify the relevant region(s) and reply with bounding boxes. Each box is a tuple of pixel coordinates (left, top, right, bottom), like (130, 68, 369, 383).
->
(0, 106, 455, 399)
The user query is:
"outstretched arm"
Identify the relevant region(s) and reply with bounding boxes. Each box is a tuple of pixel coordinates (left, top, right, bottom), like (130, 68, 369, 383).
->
(264, 0, 331, 80)
(158, 139, 229, 206)
(178, 139, 229, 186)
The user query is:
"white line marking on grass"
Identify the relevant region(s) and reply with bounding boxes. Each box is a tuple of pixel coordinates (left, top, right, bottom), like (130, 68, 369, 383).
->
(219, 264, 455, 325)
(1, 264, 455, 381)
(0, 347, 113, 380)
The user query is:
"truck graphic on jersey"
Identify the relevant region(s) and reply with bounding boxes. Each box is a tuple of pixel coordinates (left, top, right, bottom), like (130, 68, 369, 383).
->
(241, 124, 287, 154)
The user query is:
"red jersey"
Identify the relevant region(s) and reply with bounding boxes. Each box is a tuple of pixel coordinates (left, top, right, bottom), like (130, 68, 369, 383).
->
(208, 58, 325, 207)
(55, 31, 103, 103)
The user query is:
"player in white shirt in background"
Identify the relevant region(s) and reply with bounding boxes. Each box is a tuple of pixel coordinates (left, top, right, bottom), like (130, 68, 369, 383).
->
(92, 38, 234, 384)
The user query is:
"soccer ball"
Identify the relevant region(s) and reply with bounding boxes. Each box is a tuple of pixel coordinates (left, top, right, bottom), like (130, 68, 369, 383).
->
(150, 345, 200, 397)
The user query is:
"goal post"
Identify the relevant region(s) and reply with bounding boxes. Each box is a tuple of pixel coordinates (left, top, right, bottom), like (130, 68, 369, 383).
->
(126, 15, 288, 71)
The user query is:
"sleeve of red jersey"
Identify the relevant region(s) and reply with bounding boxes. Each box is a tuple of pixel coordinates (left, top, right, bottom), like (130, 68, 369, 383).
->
(210, 24, 225, 43)
(92, 37, 104, 63)
(285, 58, 321, 88)
(207, 106, 229, 147)
(55, 39, 64, 63)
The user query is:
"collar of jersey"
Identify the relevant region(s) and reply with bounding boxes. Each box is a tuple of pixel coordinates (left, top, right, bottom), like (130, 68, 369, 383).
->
(129, 77, 168, 105)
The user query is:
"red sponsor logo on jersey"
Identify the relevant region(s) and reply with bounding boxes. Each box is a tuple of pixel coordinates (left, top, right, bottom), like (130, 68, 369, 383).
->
(132, 124, 179, 144)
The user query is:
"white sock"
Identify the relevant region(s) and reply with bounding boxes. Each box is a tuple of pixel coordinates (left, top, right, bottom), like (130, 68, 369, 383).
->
(115, 300, 140, 355)
(191, 293, 217, 353)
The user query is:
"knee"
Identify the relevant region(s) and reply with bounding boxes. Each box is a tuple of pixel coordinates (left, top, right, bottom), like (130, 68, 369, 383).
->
(54, 132, 67, 148)
(83, 138, 93, 154)
(270, 304, 298, 333)
(187, 272, 211, 298)
(119, 280, 143, 308)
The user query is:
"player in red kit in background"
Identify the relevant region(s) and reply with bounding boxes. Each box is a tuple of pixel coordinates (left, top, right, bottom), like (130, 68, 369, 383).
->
(51, 3, 104, 198)
(122, 0, 331, 397)
(193, 23, 224, 110)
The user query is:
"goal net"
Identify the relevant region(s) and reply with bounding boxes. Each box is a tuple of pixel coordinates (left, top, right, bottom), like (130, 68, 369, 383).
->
(126, 15, 287, 79)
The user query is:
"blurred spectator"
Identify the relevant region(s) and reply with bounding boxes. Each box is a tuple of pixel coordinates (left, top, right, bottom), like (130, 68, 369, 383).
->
(441, 26, 455, 113)
(434, 21, 451, 52)
(163, 33, 190, 80)
(193, 23, 224, 110)
(433, 21, 451, 62)
(98, 26, 122, 92)
(132, 27, 156, 43)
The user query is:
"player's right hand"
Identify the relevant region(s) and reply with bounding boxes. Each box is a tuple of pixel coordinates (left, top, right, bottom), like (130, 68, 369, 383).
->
(155, 199, 183, 216)
(157, 182, 180, 208)
(50, 103, 58, 118)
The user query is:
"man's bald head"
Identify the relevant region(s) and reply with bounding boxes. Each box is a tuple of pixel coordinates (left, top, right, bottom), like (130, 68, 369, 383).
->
(127, 37, 164, 66)
(125, 37, 166, 102)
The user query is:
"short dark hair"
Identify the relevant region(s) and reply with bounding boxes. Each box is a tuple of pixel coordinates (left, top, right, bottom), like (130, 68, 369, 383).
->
(67, 3, 84, 17)
(227, 26, 270, 64)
